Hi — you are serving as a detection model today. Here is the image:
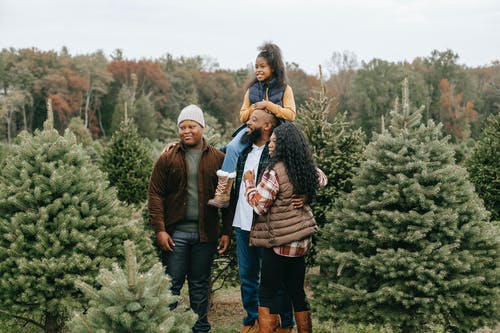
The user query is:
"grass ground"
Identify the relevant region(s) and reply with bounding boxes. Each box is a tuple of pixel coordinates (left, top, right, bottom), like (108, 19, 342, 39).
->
(206, 286, 500, 333)
(209, 286, 245, 332)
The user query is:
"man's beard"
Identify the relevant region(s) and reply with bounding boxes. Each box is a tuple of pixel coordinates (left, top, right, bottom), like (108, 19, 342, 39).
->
(240, 127, 262, 145)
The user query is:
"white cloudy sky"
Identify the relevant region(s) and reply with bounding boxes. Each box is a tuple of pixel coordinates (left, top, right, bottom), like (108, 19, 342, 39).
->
(1, 0, 499, 74)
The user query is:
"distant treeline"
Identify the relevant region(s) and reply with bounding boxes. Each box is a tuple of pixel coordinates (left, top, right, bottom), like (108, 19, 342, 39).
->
(0, 47, 498, 143)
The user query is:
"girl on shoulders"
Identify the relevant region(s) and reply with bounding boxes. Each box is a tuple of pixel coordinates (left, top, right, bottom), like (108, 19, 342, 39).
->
(208, 42, 296, 208)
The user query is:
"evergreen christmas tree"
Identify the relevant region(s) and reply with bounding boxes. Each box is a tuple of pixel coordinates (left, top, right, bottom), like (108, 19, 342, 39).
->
(0, 100, 157, 333)
(158, 117, 179, 144)
(296, 70, 365, 265)
(67, 117, 93, 147)
(466, 113, 499, 221)
(101, 118, 153, 205)
(134, 95, 158, 140)
(312, 80, 499, 332)
(67, 240, 196, 333)
(66, 116, 103, 165)
(203, 112, 231, 148)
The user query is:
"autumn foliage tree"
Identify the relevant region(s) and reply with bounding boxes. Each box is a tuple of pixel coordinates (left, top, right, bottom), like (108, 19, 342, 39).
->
(73, 51, 114, 136)
(438, 79, 478, 142)
(0, 47, 497, 147)
(102, 59, 169, 134)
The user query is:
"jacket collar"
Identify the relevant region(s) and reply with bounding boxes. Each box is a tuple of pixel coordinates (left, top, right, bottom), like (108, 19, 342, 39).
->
(259, 77, 279, 89)
(176, 138, 209, 152)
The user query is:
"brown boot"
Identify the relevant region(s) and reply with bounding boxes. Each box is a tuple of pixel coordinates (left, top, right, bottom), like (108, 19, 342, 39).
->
(275, 327, 293, 333)
(258, 307, 280, 333)
(241, 320, 259, 333)
(294, 311, 312, 333)
(207, 170, 235, 208)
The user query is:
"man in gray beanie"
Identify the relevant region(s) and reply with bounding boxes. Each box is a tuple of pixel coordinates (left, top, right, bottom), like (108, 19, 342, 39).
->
(148, 104, 231, 333)
(177, 104, 206, 128)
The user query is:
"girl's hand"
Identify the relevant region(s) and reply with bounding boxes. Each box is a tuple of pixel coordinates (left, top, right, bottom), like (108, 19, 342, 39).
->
(253, 100, 268, 110)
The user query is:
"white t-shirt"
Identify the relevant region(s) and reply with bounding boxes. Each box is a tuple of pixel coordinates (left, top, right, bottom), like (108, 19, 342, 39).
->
(232, 144, 265, 231)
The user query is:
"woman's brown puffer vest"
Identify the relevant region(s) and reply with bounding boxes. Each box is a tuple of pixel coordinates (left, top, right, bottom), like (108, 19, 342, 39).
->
(249, 162, 318, 248)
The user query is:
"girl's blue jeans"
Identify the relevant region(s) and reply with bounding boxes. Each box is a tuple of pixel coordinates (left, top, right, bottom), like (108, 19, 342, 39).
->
(221, 125, 249, 172)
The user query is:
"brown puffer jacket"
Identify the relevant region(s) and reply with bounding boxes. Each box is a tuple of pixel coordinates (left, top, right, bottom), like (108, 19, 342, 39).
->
(249, 162, 318, 248)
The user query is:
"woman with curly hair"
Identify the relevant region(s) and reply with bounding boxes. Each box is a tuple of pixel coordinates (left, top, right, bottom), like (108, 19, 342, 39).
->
(243, 121, 327, 333)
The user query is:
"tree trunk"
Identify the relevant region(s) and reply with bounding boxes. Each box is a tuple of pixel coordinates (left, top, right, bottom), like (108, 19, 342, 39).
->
(22, 107, 28, 131)
(45, 312, 64, 333)
(98, 108, 106, 137)
(84, 88, 91, 128)
(5, 113, 11, 144)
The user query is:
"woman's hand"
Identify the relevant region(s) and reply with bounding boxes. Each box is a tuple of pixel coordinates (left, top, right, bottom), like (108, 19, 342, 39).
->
(243, 169, 255, 183)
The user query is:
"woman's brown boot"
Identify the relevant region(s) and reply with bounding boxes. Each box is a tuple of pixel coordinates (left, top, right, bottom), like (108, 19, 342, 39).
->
(294, 311, 312, 333)
(258, 306, 280, 333)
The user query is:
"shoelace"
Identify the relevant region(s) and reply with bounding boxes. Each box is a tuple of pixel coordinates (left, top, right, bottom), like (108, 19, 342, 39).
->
(214, 178, 228, 195)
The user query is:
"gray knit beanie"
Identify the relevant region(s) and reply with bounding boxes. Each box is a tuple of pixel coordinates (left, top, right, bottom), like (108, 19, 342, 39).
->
(177, 104, 205, 128)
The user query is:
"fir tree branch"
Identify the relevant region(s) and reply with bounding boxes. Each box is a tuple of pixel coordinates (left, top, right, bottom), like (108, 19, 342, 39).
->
(0, 309, 44, 330)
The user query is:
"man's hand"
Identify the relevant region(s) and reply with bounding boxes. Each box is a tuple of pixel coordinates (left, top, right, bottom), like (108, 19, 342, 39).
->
(162, 142, 176, 153)
(157, 231, 175, 252)
(217, 235, 230, 255)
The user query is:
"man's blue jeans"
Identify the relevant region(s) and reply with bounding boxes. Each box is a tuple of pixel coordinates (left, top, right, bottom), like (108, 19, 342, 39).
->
(235, 227, 294, 328)
(161, 230, 217, 333)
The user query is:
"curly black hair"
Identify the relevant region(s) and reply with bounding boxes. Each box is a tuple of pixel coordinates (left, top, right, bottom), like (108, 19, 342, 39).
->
(247, 42, 288, 89)
(267, 122, 319, 203)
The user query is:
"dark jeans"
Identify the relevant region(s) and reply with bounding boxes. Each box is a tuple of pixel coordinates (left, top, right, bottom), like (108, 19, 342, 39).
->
(161, 230, 217, 333)
(260, 247, 310, 313)
(235, 227, 294, 327)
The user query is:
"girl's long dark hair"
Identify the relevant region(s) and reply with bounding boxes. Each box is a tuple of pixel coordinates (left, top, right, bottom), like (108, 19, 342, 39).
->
(268, 122, 318, 203)
(247, 42, 288, 89)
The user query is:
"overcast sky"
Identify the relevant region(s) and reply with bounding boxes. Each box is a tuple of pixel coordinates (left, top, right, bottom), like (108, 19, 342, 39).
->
(1, 0, 499, 75)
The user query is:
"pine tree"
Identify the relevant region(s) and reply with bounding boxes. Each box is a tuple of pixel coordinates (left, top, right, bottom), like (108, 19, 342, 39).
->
(134, 95, 158, 140)
(203, 112, 231, 148)
(312, 80, 499, 332)
(158, 117, 179, 143)
(0, 141, 7, 163)
(296, 70, 365, 265)
(101, 118, 153, 205)
(111, 75, 137, 135)
(0, 100, 157, 333)
(67, 240, 196, 333)
(466, 113, 499, 221)
(67, 117, 93, 147)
